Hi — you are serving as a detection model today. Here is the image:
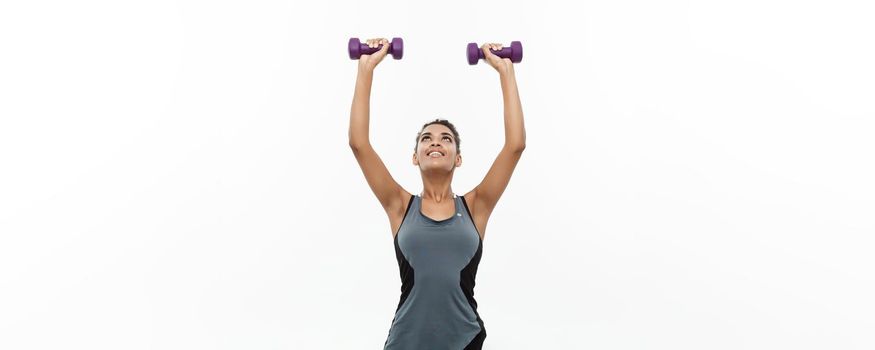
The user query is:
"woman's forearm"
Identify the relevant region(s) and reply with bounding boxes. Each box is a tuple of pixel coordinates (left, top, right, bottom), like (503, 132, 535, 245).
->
(499, 68, 526, 149)
(349, 69, 374, 147)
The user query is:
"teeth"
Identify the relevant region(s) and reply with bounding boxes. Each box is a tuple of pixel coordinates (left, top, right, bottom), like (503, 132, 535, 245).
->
(429, 152, 442, 157)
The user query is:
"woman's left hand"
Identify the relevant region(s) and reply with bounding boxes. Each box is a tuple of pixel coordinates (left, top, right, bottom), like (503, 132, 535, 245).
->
(481, 42, 513, 75)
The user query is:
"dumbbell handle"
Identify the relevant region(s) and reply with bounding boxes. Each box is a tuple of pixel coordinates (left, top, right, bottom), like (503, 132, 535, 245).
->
(356, 43, 387, 56)
(476, 47, 513, 60)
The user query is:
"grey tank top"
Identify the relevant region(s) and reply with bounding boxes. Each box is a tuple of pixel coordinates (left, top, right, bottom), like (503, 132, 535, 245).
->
(383, 193, 486, 349)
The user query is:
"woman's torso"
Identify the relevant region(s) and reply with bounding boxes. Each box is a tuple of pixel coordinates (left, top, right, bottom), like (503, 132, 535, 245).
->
(383, 193, 487, 349)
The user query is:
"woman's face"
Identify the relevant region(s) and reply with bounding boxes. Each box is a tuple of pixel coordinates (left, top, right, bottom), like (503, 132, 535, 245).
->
(413, 124, 461, 172)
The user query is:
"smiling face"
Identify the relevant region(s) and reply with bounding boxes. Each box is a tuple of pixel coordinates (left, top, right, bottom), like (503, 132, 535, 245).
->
(413, 123, 461, 172)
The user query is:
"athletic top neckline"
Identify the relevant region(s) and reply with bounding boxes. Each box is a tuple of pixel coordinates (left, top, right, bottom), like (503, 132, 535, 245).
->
(415, 194, 459, 223)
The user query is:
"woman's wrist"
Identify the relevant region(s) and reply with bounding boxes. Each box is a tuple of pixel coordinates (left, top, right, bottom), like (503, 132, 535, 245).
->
(499, 68, 516, 83)
(498, 65, 515, 79)
(358, 67, 374, 77)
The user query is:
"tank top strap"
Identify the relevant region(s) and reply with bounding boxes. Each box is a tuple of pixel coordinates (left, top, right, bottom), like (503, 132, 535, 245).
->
(404, 193, 416, 217)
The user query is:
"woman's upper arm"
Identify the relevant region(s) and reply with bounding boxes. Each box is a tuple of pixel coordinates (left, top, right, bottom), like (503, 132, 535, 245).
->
(350, 143, 408, 214)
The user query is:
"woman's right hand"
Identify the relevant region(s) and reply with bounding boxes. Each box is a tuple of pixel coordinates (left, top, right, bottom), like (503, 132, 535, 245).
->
(358, 38, 390, 73)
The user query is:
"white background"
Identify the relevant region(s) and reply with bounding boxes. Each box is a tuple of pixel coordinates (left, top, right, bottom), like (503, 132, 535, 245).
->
(1, 0, 873, 349)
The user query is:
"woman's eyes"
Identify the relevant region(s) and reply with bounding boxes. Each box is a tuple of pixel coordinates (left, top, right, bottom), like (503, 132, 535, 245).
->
(422, 136, 452, 142)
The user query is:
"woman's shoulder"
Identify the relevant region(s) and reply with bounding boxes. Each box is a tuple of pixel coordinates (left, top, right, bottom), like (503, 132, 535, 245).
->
(461, 188, 477, 203)
(389, 188, 416, 238)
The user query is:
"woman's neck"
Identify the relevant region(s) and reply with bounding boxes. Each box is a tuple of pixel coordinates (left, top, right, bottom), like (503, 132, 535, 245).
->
(420, 189, 454, 201)
(420, 176, 453, 202)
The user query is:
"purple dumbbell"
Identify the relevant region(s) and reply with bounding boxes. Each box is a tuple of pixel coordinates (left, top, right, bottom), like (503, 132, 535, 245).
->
(467, 41, 523, 65)
(348, 37, 404, 60)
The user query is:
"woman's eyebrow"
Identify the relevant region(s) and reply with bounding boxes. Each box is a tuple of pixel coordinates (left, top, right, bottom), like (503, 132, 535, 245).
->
(421, 132, 454, 139)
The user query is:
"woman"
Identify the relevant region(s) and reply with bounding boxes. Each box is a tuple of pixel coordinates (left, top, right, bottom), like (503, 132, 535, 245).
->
(348, 38, 526, 350)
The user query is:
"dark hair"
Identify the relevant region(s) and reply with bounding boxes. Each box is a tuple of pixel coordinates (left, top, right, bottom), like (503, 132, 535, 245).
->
(415, 118, 461, 154)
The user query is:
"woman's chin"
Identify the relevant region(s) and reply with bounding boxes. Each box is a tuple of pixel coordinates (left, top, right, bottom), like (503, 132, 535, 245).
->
(421, 165, 452, 172)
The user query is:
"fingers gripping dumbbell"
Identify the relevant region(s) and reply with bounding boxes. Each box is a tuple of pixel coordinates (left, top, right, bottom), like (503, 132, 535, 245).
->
(467, 41, 523, 65)
(348, 37, 404, 60)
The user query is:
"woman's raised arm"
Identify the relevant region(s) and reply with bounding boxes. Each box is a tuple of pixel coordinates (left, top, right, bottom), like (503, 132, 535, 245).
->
(348, 38, 407, 214)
